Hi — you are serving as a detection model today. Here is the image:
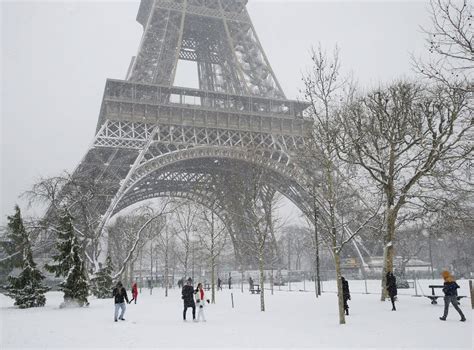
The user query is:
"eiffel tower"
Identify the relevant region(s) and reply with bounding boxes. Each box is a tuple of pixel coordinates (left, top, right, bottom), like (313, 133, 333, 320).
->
(63, 0, 317, 266)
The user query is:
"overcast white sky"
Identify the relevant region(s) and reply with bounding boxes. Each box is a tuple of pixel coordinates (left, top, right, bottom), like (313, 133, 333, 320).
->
(1, 0, 432, 225)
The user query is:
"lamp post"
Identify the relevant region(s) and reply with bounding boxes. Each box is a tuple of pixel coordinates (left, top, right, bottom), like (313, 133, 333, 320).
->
(191, 240, 195, 283)
(312, 183, 321, 296)
(422, 229, 434, 280)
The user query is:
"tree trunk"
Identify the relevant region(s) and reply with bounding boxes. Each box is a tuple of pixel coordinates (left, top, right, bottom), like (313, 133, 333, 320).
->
(381, 205, 396, 301)
(335, 251, 346, 325)
(184, 247, 189, 280)
(211, 212, 216, 304)
(211, 258, 216, 304)
(123, 263, 128, 285)
(164, 241, 169, 297)
(129, 259, 134, 287)
(313, 206, 321, 298)
(270, 269, 274, 295)
(259, 252, 265, 312)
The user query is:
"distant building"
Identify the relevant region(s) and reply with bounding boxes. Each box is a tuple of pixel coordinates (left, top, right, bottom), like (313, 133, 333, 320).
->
(367, 256, 431, 273)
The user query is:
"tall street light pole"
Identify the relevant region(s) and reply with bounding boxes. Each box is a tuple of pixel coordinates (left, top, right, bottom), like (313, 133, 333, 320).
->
(422, 228, 435, 280)
(313, 184, 321, 296)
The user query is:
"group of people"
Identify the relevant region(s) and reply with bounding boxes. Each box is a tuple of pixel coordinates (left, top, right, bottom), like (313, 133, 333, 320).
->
(341, 272, 397, 315)
(341, 270, 466, 322)
(112, 281, 138, 322)
(111, 270, 466, 323)
(181, 278, 210, 322)
(179, 276, 226, 291)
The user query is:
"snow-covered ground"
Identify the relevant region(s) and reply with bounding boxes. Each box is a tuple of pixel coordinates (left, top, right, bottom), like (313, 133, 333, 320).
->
(1, 279, 472, 349)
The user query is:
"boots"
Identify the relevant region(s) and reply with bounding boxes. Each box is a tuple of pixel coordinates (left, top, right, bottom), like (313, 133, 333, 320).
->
(345, 309, 349, 316)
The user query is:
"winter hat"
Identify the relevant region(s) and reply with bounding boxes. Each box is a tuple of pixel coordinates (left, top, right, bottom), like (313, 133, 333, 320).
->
(441, 271, 454, 282)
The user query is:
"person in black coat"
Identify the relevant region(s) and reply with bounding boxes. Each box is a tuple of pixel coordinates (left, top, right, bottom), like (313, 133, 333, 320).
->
(386, 272, 397, 311)
(341, 277, 351, 315)
(439, 270, 466, 322)
(112, 281, 130, 322)
(182, 278, 196, 321)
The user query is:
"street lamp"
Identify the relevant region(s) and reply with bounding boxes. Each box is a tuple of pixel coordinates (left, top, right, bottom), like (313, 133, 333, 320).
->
(422, 228, 435, 280)
(191, 241, 195, 282)
(312, 182, 321, 297)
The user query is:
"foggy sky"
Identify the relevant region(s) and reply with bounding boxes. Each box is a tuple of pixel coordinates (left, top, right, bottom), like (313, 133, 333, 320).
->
(1, 0, 431, 225)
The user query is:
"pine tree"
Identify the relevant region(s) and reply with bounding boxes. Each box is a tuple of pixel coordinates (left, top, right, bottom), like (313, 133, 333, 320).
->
(4, 205, 50, 308)
(90, 256, 114, 299)
(45, 210, 89, 307)
(1, 205, 29, 275)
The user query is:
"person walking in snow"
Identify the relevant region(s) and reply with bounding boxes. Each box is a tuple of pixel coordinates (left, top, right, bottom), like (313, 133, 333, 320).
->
(249, 276, 254, 291)
(130, 282, 138, 304)
(439, 270, 466, 322)
(195, 282, 210, 322)
(182, 278, 196, 321)
(113, 281, 130, 322)
(147, 278, 153, 295)
(386, 272, 397, 311)
(217, 277, 222, 291)
(341, 276, 351, 315)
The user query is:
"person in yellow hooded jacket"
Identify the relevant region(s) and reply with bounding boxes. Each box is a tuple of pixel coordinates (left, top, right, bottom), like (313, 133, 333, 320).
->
(439, 270, 466, 322)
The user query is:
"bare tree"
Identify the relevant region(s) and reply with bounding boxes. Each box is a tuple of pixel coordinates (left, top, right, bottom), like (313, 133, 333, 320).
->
(279, 226, 308, 271)
(417, 174, 474, 277)
(414, 0, 473, 89)
(197, 203, 228, 304)
(154, 224, 176, 297)
(302, 45, 381, 324)
(108, 203, 170, 281)
(171, 200, 199, 279)
(394, 226, 425, 279)
(23, 172, 117, 270)
(237, 168, 280, 312)
(336, 81, 472, 300)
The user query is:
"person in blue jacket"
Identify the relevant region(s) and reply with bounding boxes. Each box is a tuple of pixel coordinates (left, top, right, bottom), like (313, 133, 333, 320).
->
(439, 270, 466, 322)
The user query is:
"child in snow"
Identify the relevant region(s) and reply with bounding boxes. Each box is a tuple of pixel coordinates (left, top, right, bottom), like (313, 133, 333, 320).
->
(195, 282, 210, 322)
(112, 281, 130, 322)
(386, 272, 397, 311)
(439, 270, 466, 322)
(130, 282, 138, 304)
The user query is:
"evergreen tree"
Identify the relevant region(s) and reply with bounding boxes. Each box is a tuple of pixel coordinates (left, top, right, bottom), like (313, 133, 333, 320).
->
(90, 256, 114, 299)
(4, 205, 49, 308)
(0, 205, 29, 277)
(45, 211, 89, 307)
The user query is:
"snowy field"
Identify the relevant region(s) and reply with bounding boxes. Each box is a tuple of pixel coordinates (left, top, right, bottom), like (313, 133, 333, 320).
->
(1, 279, 472, 349)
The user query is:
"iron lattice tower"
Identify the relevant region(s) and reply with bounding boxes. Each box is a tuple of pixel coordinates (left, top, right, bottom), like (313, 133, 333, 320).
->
(61, 0, 323, 266)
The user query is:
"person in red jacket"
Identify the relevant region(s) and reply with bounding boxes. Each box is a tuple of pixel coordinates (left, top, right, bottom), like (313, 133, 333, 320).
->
(130, 282, 138, 304)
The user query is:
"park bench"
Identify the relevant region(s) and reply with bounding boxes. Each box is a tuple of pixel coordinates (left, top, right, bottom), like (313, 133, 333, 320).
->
(204, 283, 211, 291)
(425, 285, 466, 304)
(250, 285, 261, 294)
